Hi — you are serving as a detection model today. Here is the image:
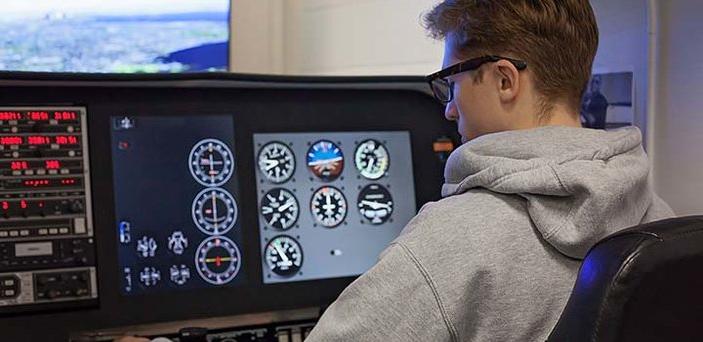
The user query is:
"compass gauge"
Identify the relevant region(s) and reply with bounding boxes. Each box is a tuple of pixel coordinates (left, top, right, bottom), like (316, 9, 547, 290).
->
(357, 184, 394, 224)
(311, 186, 347, 228)
(189, 138, 234, 186)
(258, 142, 295, 183)
(192, 188, 238, 235)
(354, 139, 389, 180)
(195, 236, 241, 285)
(264, 235, 303, 277)
(260, 188, 299, 230)
(307, 140, 344, 182)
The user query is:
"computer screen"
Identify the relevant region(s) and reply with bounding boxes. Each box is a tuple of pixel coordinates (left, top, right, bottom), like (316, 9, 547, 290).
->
(112, 115, 245, 295)
(254, 132, 416, 284)
(0, 0, 229, 73)
(110, 116, 417, 295)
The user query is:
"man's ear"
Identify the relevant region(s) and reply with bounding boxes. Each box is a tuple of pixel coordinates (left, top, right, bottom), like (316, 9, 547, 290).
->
(494, 60, 520, 103)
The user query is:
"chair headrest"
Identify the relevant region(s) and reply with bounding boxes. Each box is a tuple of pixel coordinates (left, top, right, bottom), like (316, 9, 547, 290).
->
(548, 216, 703, 342)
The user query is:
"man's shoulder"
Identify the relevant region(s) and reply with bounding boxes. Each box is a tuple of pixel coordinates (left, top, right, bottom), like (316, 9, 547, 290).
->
(396, 189, 532, 253)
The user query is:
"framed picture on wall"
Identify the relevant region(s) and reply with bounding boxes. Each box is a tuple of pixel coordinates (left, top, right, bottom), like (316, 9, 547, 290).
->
(580, 71, 634, 130)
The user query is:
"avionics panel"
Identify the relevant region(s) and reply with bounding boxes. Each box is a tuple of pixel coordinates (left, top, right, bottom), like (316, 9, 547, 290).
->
(0, 107, 97, 312)
(254, 132, 415, 283)
(111, 115, 245, 295)
(0, 74, 454, 341)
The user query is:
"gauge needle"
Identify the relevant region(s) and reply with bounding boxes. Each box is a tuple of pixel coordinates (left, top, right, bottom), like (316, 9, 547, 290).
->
(211, 191, 218, 230)
(365, 157, 375, 172)
(322, 194, 335, 216)
(209, 152, 215, 181)
(264, 159, 279, 170)
(361, 200, 391, 210)
(278, 199, 295, 212)
(274, 242, 289, 262)
(205, 256, 231, 267)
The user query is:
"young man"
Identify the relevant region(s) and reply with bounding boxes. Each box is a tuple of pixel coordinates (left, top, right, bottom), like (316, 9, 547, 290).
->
(306, 0, 674, 341)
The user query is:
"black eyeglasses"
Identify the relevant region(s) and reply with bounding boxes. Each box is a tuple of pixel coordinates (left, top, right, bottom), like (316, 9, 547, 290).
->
(426, 55, 528, 104)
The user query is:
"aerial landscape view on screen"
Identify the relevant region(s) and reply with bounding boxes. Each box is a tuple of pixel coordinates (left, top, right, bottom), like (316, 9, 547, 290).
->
(0, 0, 229, 73)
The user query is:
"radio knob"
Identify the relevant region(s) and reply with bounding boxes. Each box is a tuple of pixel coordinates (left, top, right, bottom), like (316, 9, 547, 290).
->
(70, 200, 84, 213)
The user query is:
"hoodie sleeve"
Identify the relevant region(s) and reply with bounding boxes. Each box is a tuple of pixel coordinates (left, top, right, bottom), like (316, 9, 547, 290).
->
(305, 243, 456, 342)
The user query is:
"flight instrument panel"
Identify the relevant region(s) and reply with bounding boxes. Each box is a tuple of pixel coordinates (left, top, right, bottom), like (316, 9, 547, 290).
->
(0, 74, 453, 341)
(112, 115, 245, 294)
(0, 107, 97, 311)
(110, 115, 416, 294)
(255, 132, 415, 284)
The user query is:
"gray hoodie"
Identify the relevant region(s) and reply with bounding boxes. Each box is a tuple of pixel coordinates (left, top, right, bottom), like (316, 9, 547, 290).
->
(306, 126, 674, 342)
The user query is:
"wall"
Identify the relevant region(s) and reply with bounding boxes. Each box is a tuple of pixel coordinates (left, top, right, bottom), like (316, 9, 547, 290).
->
(651, 1, 703, 215)
(281, 0, 442, 75)
(589, 0, 650, 143)
(230, 0, 284, 74)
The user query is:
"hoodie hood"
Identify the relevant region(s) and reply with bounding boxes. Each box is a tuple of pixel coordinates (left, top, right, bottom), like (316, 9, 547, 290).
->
(442, 126, 656, 259)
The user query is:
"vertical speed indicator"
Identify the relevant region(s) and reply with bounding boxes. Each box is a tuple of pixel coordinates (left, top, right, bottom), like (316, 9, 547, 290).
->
(264, 235, 303, 277)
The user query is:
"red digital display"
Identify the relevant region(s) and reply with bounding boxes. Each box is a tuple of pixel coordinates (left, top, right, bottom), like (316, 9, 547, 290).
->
(1, 201, 8, 210)
(23, 179, 50, 187)
(27, 111, 50, 121)
(45, 160, 61, 169)
(55, 136, 79, 145)
(0, 112, 22, 121)
(0, 136, 23, 145)
(11, 161, 29, 170)
(61, 178, 76, 185)
(28, 136, 51, 145)
(52, 111, 78, 121)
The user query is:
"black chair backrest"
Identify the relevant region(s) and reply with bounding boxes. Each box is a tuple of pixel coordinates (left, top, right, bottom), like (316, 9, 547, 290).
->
(547, 216, 703, 342)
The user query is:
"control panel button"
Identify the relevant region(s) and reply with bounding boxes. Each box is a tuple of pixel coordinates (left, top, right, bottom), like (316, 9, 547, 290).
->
(9, 231, 19, 237)
(74, 218, 87, 234)
(0, 231, 8, 237)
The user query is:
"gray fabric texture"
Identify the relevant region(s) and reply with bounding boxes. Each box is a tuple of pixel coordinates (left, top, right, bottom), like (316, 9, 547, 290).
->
(306, 126, 674, 342)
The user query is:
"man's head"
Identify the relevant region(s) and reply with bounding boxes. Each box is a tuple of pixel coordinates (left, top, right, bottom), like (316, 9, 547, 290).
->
(424, 0, 599, 142)
(590, 74, 602, 93)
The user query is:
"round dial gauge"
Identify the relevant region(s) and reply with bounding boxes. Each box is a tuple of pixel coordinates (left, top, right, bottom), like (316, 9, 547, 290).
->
(192, 188, 238, 235)
(260, 188, 299, 230)
(358, 184, 394, 225)
(306, 140, 344, 182)
(195, 236, 241, 285)
(189, 138, 234, 186)
(354, 139, 390, 180)
(264, 235, 303, 277)
(311, 186, 347, 228)
(258, 142, 295, 183)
